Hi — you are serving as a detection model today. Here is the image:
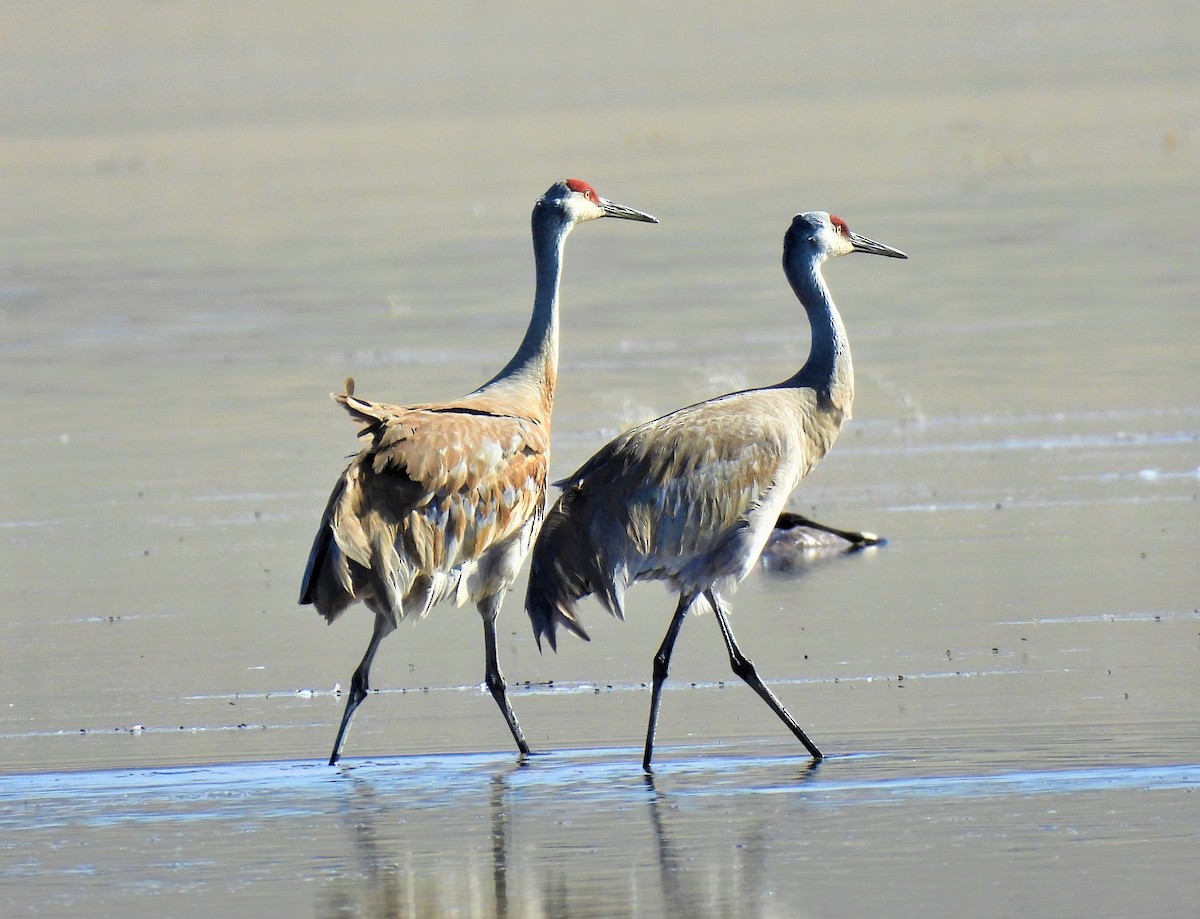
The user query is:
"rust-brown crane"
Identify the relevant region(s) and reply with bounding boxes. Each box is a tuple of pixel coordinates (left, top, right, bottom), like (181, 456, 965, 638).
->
(300, 179, 656, 765)
(525, 211, 906, 771)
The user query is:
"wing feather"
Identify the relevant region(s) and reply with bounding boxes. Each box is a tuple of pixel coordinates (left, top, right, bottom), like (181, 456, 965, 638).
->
(301, 390, 549, 625)
(527, 388, 839, 648)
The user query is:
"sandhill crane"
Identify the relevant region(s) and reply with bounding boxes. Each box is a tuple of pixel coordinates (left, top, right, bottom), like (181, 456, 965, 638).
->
(525, 211, 906, 771)
(299, 179, 657, 765)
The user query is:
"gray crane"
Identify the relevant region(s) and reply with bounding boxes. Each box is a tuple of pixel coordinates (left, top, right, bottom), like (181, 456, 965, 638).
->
(300, 179, 657, 765)
(525, 211, 906, 771)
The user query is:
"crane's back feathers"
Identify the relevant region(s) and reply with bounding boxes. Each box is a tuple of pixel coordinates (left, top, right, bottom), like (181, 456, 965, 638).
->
(300, 389, 549, 628)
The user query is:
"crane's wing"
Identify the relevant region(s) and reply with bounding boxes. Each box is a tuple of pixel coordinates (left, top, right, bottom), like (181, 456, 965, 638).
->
(301, 389, 549, 624)
(529, 388, 834, 649)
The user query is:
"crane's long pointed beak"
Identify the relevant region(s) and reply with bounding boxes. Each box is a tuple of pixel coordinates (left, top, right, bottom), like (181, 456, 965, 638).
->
(850, 232, 907, 259)
(600, 198, 659, 223)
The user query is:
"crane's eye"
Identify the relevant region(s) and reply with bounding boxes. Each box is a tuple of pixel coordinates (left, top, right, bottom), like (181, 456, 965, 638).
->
(564, 178, 595, 200)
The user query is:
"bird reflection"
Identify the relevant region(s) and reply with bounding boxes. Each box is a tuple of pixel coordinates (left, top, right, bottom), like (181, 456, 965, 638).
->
(489, 770, 512, 919)
(315, 755, 827, 918)
(319, 766, 525, 919)
(319, 776, 406, 919)
(644, 761, 822, 918)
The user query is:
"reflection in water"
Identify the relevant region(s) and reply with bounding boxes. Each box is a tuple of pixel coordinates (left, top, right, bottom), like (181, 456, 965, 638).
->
(300, 722, 1200, 917)
(1, 754, 1196, 917)
(320, 777, 403, 919)
(647, 772, 741, 919)
(319, 762, 548, 918)
(316, 760, 830, 917)
(321, 766, 526, 918)
(314, 756, 833, 919)
(491, 771, 511, 918)
(646, 763, 822, 919)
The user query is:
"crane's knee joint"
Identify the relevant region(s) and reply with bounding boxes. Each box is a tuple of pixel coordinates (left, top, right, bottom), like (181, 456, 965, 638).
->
(349, 673, 370, 701)
(652, 655, 670, 682)
(729, 654, 756, 681)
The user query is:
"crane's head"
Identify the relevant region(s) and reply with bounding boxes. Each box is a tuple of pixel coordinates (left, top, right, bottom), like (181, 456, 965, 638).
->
(787, 211, 907, 263)
(536, 179, 658, 228)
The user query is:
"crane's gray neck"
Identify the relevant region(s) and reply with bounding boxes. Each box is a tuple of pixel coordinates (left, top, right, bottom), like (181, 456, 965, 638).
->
(781, 252, 854, 413)
(473, 208, 568, 414)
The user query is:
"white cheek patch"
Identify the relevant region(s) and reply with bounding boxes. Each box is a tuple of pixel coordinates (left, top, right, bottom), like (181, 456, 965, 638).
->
(562, 196, 602, 224)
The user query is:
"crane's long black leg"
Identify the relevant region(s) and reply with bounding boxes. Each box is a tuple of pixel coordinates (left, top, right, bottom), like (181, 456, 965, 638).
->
(643, 592, 697, 773)
(329, 612, 396, 765)
(706, 589, 823, 761)
(775, 511, 884, 548)
(480, 593, 531, 756)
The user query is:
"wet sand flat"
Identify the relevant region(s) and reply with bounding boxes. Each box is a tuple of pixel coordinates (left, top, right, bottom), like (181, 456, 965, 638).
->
(2, 2, 1198, 916)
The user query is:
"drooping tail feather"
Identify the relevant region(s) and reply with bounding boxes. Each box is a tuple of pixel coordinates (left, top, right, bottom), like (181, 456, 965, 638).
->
(299, 380, 379, 622)
(298, 471, 357, 623)
(299, 381, 391, 622)
(524, 485, 605, 651)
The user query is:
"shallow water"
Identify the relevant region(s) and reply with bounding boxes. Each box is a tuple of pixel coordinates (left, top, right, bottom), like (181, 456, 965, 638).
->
(4, 745, 1199, 918)
(2, 2, 1198, 916)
